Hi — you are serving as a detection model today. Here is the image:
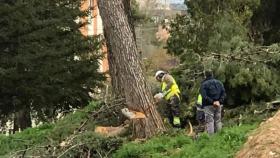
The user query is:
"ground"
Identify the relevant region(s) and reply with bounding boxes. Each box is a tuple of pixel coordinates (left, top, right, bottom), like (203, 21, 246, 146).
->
(236, 110, 280, 158)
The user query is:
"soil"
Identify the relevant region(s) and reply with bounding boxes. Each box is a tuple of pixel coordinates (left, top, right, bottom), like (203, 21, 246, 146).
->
(235, 110, 280, 158)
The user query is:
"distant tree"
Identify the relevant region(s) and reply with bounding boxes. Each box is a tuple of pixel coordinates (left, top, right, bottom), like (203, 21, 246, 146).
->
(251, 0, 280, 45)
(0, 0, 105, 130)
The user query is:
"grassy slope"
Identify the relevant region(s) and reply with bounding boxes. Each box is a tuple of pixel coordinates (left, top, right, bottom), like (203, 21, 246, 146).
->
(0, 101, 261, 157)
(113, 124, 256, 158)
(0, 102, 99, 156)
(0, 124, 53, 156)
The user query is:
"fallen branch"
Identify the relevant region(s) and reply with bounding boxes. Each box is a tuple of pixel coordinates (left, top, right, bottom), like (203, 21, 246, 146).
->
(87, 149, 91, 158)
(76, 98, 125, 132)
(52, 98, 127, 157)
(186, 120, 194, 137)
(203, 47, 278, 64)
(94, 125, 128, 137)
(9, 145, 48, 158)
(57, 143, 85, 158)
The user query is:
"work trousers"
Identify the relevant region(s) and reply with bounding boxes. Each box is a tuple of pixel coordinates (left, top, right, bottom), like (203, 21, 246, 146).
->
(204, 105, 222, 134)
(165, 95, 181, 127)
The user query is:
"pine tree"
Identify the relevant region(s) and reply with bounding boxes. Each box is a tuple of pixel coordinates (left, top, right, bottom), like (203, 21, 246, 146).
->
(251, 0, 280, 45)
(0, 0, 105, 129)
(167, 0, 280, 109)
(98, 0, 165, 138)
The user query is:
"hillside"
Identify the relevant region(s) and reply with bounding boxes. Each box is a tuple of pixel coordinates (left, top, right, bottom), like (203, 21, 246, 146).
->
(1, 0, 280, 157)
(236, 110, 280, 158)
(113, 124, 256, 158)
(0, 102, 124, 157)
(1, 101, 278, 158)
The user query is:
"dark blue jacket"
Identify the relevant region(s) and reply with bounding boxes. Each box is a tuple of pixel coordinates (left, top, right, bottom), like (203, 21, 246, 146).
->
(200, 77, 226, 107)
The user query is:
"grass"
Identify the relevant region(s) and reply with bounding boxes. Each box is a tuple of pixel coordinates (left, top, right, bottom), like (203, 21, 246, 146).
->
(113, 124, 256, 158)
(0, 101, 101, 156)
(0, 123, 53, 156)
(0, 100, 262, 157)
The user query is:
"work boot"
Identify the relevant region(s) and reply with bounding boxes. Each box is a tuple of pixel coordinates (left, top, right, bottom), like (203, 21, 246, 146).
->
(173, 116, 181, 128)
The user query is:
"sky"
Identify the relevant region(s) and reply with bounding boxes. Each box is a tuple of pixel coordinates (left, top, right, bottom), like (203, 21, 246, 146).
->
(170, 0, 184, 3)
(159, 0, 184, 4)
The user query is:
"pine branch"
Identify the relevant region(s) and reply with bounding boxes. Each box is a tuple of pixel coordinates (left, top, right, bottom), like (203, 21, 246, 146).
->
(9, 145, 48, 158)
(57, 143, 85, 158)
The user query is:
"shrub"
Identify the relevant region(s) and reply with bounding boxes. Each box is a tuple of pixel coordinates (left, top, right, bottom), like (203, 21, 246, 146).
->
(0, 101, 117, 157)
(0, 123, 54, 156)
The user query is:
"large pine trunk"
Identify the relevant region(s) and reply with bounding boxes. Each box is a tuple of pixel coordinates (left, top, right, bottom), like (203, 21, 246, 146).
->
(104, 0, 135, 99)
(98, 0, 165, 138)
(104, 31, 124, 99)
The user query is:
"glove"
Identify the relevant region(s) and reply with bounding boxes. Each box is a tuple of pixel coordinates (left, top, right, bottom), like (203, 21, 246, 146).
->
(121, 108, 135, 119)
(173, 117, 181, 126)
(154, 93, 164, 101)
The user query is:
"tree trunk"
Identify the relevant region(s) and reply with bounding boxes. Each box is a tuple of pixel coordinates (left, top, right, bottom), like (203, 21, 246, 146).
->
(104, 0, 135, 99)
(97, 0, 165, 138)
(104, 31, 125, 99)
(13, 107, 31, 133)
(122, 0, 136, 40)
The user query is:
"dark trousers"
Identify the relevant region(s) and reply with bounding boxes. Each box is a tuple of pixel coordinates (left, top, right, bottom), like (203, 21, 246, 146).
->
(165, 95, 181, 127)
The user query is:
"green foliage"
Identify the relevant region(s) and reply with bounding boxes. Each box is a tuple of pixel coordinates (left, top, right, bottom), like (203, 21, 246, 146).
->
(0, 100, 267, 157)
(0, 0, 105, 120)
(0, 101, 124, 157)
(223, 101, 278, 127)
(0, 101, 100, 156)
(0, 124, 54, 156)
(167, 0, 280, 111)
(215, 61, 279, 105)
(168, 0, 259, 56)
(48, 101, 101, 142)
(251, 0, 280, 45)
(113, 124, 256, 158)
(58, 132, 123, 158)
(113, 133, 191, 158)
(131, 0, 147, 24)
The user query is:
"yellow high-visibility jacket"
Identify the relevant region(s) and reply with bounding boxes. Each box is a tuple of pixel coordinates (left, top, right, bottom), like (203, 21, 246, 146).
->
(197, 94, 202, 106)
(161, 74, 180, 100)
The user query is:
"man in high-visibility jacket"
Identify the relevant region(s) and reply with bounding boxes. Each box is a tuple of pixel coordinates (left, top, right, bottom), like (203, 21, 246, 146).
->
(196, 94, 204, 123)
(154, 70, 181, 128)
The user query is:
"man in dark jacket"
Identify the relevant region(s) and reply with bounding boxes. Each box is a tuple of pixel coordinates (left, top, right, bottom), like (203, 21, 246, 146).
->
(200, 70, 226, 134)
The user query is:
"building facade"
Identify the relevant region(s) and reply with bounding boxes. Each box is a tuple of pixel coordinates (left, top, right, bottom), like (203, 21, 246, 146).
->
(80, 0, 109, 73)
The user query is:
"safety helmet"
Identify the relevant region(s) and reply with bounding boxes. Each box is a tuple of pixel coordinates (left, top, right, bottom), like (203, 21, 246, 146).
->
(155, 70, 166, 81)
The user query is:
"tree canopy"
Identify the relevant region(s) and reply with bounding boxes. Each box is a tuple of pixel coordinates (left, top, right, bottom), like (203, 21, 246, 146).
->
(167, 0, 280, 107)
(0, 0, 105, 122)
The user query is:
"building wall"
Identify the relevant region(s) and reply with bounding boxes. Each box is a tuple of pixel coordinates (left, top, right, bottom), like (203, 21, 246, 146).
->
(80, 0, 109, 73)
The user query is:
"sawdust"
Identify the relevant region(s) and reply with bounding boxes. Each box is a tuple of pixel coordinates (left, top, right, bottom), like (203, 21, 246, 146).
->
(94, 126, 127, 137)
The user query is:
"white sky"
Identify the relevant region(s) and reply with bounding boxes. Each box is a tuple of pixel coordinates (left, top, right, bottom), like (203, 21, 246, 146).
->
(159, 0, 184, 4)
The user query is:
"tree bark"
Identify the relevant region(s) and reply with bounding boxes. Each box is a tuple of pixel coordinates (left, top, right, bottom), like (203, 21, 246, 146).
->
(13, 107, 32, 133)
(98, 0, 165, 138)
(104, 0, 135, 99)
(122, 0, 136, 40)
(104, 31, 125, 99)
